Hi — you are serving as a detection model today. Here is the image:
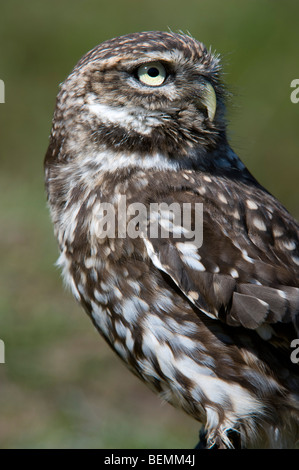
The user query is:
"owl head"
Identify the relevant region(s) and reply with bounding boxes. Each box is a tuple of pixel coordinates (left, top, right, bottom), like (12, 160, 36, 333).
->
(46, 32, 231, 173)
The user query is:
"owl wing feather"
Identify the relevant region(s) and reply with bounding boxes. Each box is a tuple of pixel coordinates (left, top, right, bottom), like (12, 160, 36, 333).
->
(143, 172, 299, 336)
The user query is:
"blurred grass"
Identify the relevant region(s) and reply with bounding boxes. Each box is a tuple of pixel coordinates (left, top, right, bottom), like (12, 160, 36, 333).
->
(0, 0, 299, 449)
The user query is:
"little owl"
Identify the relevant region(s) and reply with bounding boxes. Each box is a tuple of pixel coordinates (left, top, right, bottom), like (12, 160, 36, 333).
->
(45, 31, 299, 449)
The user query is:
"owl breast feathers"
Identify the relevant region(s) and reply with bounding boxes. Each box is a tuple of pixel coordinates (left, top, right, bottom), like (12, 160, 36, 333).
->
(45, 31, 299, 449)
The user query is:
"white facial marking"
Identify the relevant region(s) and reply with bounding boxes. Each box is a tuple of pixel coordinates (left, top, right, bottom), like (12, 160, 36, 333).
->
(88, 101, 162, 135)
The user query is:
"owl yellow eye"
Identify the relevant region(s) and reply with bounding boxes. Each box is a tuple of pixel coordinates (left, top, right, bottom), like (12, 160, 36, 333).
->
(137, 62, 166, 87)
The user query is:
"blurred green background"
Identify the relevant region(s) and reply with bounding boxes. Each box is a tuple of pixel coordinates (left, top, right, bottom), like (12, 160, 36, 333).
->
(0, 0, 299, 449)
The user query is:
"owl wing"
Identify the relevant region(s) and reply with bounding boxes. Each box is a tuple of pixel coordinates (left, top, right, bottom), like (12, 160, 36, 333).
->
(143, 172, 299, 336)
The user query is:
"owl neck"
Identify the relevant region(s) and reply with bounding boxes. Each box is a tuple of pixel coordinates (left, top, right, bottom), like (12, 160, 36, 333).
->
(45, 125, 256, 187)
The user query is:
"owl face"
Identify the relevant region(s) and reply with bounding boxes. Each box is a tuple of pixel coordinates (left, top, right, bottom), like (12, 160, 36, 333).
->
(53, 32, 226, 167)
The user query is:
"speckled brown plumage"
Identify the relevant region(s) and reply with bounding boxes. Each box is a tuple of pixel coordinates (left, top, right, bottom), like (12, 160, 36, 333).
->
(45, 31, 299, 448)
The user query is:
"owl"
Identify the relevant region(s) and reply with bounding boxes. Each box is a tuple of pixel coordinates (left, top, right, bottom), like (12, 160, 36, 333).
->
(44, 31, 299, 449)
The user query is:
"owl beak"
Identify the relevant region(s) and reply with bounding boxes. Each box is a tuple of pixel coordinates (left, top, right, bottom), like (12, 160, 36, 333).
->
(201, 82, 217, 122)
